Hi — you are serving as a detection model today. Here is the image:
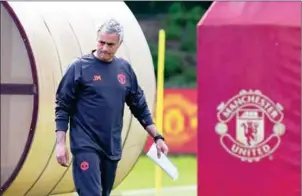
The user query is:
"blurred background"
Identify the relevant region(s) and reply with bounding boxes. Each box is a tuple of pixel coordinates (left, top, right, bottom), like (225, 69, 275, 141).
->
(112, 2, 212, 196)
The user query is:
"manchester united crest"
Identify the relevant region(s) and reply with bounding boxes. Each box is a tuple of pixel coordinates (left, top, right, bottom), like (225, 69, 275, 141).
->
(215, 89, 286, 163)
(117, 73, 126, 85)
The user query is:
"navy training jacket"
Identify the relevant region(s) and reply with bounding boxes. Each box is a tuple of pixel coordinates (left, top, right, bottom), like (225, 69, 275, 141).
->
(55, 51, 154, 160)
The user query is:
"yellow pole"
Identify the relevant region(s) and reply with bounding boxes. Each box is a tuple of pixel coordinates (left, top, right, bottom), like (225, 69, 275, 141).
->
(155, 29, 166, 195)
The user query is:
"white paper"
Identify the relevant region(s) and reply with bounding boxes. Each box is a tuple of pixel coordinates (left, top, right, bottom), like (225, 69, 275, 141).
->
(146, 143, 179, 180)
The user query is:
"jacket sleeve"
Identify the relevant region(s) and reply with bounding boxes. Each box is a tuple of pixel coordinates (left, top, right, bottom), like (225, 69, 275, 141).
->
(126, 66, 154, 129)
(55, 60, 81, 132)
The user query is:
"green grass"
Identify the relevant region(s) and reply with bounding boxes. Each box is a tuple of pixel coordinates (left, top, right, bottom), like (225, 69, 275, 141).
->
(112, 155, 197, 195)
(112, 188, 196, 196)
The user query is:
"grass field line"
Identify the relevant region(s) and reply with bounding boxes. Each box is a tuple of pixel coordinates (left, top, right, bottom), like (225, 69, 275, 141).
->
(112, 185, 196, 195)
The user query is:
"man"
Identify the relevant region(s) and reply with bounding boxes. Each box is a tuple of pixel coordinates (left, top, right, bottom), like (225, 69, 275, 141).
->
(54, 18, 168, 196)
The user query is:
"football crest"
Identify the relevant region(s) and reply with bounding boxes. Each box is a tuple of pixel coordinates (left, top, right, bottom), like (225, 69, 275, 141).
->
(215, 89, 286, 163)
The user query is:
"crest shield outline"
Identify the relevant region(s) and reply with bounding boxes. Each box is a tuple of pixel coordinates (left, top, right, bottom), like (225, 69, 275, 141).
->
(215, 89, 286, 163)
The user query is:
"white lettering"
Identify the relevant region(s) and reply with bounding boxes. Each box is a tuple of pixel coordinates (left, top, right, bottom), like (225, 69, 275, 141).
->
(257, 147, 263, 156)
(220, 94, 281, 121)
(234, 98, 245, 106)
(260, 99, 266, 107)
(267, 106, 274, 113)
(231, 144, 271, 158)
(247, 96, 256, 103)
(229, 104, 236, 111)
(238, 148, 247, 156)
(231, 145, 239, 153)
(222, 108, 232, 118)
(271, 111, 278, 119)
(262, 145, 270, 153)
(264, 102, 271, 110)
(254, 96, 260, 104)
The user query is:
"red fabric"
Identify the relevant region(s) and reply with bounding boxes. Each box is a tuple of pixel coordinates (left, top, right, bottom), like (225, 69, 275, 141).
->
(197, 2, 301, 196)
(144, 89, 197, 154)
(199, 2, 301, 26)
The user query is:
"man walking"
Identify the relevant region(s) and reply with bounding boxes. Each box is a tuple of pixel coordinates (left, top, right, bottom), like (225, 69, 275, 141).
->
(55, 18, 168, 196)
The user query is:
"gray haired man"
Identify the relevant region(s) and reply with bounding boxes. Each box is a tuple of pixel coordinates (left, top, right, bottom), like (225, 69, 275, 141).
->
(54, 18, 169, 196)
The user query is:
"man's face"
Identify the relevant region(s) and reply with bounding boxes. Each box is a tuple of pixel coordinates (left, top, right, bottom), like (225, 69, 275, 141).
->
(96, 32, 120, 62)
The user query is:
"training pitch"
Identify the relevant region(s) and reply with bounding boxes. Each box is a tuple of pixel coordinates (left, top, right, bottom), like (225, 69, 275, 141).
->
(112, 155, 197, 196)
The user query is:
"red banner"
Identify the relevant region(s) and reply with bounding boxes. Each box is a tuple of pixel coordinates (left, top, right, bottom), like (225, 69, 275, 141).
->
(198, 2, 301, 196)
(144, 89, 197, 154)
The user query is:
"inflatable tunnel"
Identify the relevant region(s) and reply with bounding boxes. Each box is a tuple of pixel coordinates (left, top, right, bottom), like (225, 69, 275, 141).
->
(0, 1, 155, 196)
(198, 2, 300, 196)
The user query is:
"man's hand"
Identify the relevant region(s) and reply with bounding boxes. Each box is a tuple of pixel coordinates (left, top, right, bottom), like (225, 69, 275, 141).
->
(56, 143, 69, 167)
(55, 131, 69, 167)
(156, 139, 169, 159)
(145, 125, 169, 158)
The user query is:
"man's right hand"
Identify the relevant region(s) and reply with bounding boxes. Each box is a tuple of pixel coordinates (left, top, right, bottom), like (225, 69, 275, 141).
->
(55, 131, 69, 167)
(56, 143, 69, 167)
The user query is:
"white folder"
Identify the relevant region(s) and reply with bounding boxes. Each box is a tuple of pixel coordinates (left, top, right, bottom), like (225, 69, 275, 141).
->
(146, 143, 179, 180)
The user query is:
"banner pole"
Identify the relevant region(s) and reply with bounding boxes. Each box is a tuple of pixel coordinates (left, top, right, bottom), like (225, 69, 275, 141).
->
(155, 29, 166, 196)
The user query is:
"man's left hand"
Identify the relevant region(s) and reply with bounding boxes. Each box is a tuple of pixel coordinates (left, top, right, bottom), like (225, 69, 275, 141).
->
(156, 139, 169, 158)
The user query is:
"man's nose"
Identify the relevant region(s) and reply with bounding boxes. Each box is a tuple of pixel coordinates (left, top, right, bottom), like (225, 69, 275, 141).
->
(102, 44, 109, 51)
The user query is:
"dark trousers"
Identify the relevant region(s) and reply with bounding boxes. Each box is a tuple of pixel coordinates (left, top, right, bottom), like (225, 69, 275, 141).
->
(72, 150, 118, 196)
